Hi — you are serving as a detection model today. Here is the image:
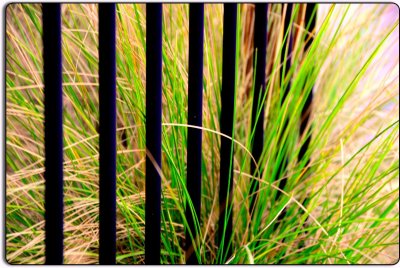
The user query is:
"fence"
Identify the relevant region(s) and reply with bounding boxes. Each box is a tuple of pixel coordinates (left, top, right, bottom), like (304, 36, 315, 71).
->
(42, 3, 317, 264)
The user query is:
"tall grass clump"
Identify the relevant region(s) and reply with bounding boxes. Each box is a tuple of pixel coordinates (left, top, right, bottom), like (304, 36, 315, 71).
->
(5, 3, 399, 264)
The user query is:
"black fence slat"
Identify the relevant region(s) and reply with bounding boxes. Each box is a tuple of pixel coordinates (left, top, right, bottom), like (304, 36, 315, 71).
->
(249, 3, 268, 216)
(43, 3, 64, 264)
(98, 3, 117, 264)
(273, 5, 317, 236)
(145, 3, 163, 265)
(185, 3, 204, 264)
(295, 5, 318, 244)
(299, 3, 317, 163)
(218, 3, 237, 262)
(274, 3, 294, 203)
(281, 3, 294, 104)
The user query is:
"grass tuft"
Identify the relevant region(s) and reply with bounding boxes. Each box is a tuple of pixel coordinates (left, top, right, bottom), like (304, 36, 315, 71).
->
(5, 3, 399, 264)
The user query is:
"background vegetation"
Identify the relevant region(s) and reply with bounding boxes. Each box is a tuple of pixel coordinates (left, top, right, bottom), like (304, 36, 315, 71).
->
(5, 3, 399, 264)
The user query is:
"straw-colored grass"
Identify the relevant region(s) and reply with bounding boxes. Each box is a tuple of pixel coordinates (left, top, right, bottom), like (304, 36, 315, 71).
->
(5, 3, 399, 264)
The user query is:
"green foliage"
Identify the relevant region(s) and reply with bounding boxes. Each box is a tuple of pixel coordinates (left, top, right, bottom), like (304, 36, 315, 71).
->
(5, 3, 399, 264)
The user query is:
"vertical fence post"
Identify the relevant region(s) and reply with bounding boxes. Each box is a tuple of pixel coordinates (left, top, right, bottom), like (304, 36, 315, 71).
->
(273, 4, 317, 237)
(218, 3, 237, 262)
(299, 3, 317, 164)
(249, 3, 268, 216)
(280, 3, 293, 103)
(145, 3, 163, 265)
(43, 3, 63, 264)
(185, 3, 204, 264)
(274, 3, 294, 203)
(98, 3, 116, 265)
(297, 5, 318, 230)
